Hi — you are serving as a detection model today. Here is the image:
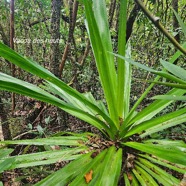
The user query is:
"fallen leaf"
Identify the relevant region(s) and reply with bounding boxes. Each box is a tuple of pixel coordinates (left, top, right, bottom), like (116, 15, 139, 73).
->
(127, 172, 133, 181)
(84, 170, 93, 183)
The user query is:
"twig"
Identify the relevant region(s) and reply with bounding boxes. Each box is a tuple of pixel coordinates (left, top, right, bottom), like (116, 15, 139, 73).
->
(32, 105, 46, 125)
(78, 40, 90, 65)
(13, 130, 37, 140)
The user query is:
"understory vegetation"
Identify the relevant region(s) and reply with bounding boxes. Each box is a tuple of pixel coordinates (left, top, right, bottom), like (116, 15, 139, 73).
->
(0, 0, 186, 185)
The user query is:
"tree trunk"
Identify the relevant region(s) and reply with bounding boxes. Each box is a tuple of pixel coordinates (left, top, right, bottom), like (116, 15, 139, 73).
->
(10, 0, 15, 112)
(0, 97, 11, 140)
(172, 0, 180, 43)
(50, 0, 68, 129)
(50, 0, 61, 77)
(0, 0, 15, 141)
(59, 0, 79, 77)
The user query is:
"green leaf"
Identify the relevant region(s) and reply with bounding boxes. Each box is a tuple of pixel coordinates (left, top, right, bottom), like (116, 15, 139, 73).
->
(132, 168, 147, 186)
(0, 149, 15, 172)
(124, 42, 186, 125)
(172, 9, 186, 37)
(140, 112, 186, 138)
(8, 148, 85, 169)
(144, 139, 186, 149)
(124, 173, 131, 186)
(120, 87, 186, 137)
(0, 158, 15, 173)
(83, 1, 118, 127)
(134, 165, 158, 186)
(135, 158, 179, 185)
(35, 153, 92, 186)
(115, 55, 186, 84)
(0, 73, 114, 137)
(0, 43, 117, 138)
(161, 60, 186, 81)
(153, 95, 186, 100)
(130, 173, 139, 186)
(97, 147, 122, 186)
(0, 136, 87, 146)
(125, 88, 186, 128)
(69, 149, 108, 186)
(125, 107, 186, 138)
(46, 82, 109, 120)
(139, 154, 186, 174)
(69, 147, 122, 186)
(124, 141, 186, 166)
(117, 0, 130, 119)
(0, 149, 14, 159)
(147, 81, 186, 90)
(89, 146, 122, 186)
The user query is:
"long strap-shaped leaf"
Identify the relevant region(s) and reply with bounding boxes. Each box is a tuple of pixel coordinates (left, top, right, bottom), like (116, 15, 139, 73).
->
(0, 136, 87, 146)
(138, 158, 180, 185)
(69, 149, 108, 185)
(161, 60, 186, 81)
(0, 73, 116, 138)
(120, 88, 186, 137)
(140, 112, 186, 138)
(128, 88, 186, 124)
(122, 42, 186, 125)
(124, 141, 186, 166)
(5, 148, 84, 169)
(83, 0, 118, 127)
(172, 9, 186, 37)
(134, 165, 159, 186)
(132, 168, 147, 186)
(135, 159, 179, 185)
(35, 152, 93, 186)
(139, 154, 186, 174)
(117, 0, 130, 119)
(124, 107, 186, 138)
(88, 146, 122, 186)
(0, 43, 117, 136)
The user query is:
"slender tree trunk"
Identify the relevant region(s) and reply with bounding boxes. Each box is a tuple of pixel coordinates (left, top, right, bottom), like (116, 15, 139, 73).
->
(109, 0, 116, 27)
(0, 97, 11, 140)
(10, 0, 15, 112)
(50, 0, 61, 77)
(126, 3, 140, 42)
(50, 0, 68, 129)
(59, 0, 79, 77)
(172, 0, 180, 43)
(0, 0, 15, 141)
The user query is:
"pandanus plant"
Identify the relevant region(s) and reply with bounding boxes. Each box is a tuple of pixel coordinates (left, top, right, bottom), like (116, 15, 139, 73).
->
(0, 0, 186, 185)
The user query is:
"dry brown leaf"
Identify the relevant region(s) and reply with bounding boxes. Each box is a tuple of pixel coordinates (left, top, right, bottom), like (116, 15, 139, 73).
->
(127, 172, 133, 181)
(84, 170, 93, 183)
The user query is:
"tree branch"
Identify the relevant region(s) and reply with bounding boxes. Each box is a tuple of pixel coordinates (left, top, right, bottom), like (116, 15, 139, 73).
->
(134, 0, 186, 55)
(29, 17, 50, 27)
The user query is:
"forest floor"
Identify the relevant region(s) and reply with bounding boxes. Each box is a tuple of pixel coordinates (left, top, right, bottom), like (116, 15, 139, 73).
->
(1, 98, 186, 185)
